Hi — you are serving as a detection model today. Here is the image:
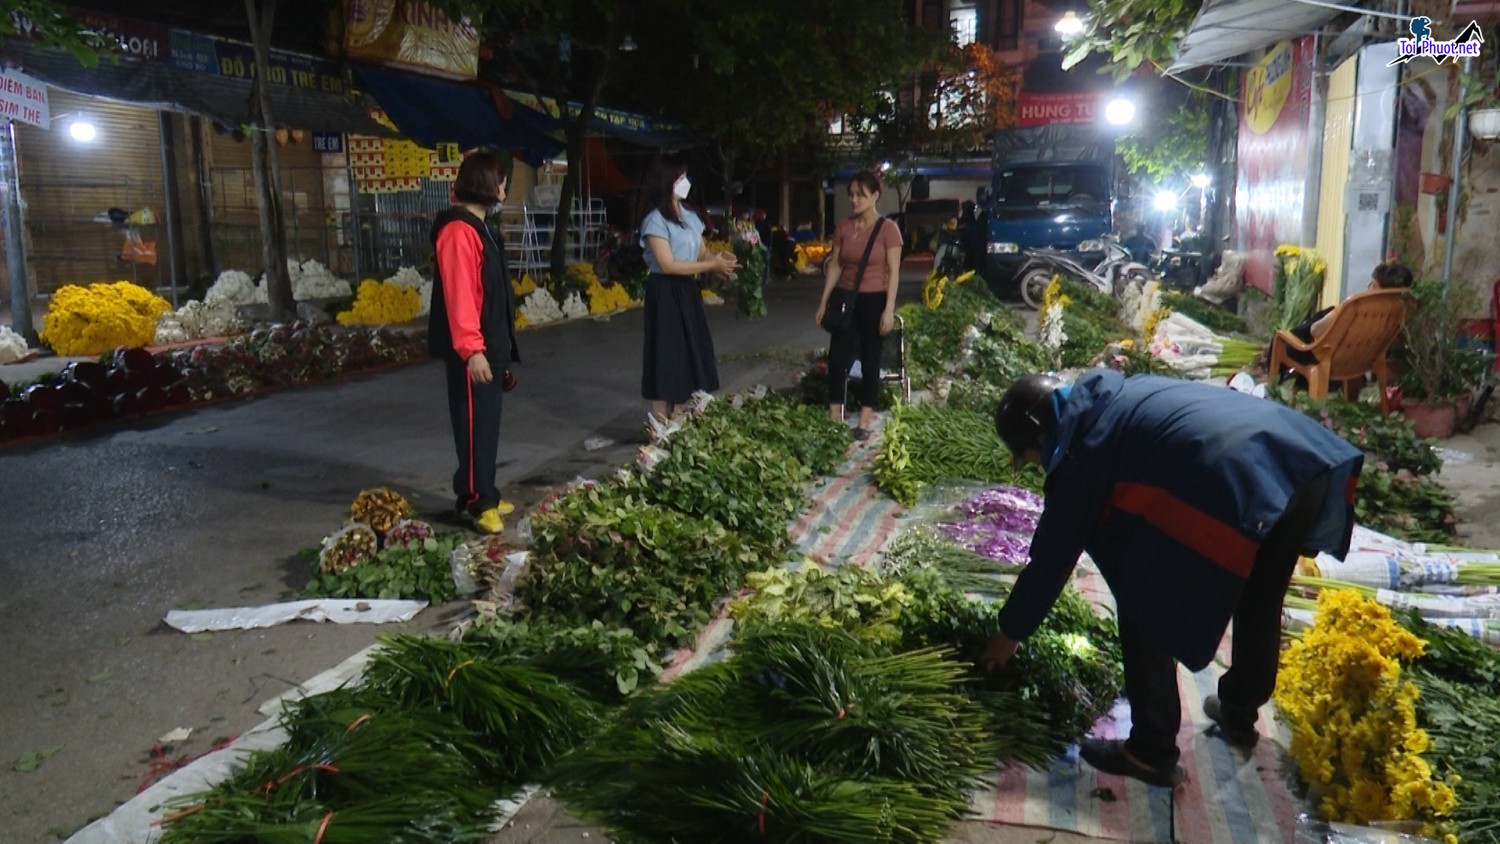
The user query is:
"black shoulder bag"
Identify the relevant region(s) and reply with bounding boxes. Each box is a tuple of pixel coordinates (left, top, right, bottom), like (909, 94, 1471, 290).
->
(820, 218, 885, 335)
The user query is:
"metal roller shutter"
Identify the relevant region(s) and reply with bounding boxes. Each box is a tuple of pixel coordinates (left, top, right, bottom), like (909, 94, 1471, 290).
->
(205, 129, 338, 279)
(13, 91, 166, 296)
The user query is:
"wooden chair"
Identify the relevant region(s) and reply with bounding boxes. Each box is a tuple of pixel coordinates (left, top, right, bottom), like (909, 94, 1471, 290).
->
(1267, 288, 1411, 412)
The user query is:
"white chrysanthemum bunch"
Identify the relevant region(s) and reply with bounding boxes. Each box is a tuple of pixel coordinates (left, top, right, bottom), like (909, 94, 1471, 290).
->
(0, 324, 33, 363)
(205, 270, 265, 305)
(561, 291, 589, 319)
(291, 259, 352, 300)
(520, 288, 564, 324)
(1040, 302, 1068, 353)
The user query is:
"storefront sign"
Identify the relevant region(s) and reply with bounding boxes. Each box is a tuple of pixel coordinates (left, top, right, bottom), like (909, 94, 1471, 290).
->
(1235, 39, 1314, 294)
(8, 10, 169, 60)
(312, 132, 345, 153)
(169, 30, 347, 95)
(343, 0, 479, 80)
(0, 69, 50, 129)
(504, 89, 684, 139)
(1015, 92, 1100, 127)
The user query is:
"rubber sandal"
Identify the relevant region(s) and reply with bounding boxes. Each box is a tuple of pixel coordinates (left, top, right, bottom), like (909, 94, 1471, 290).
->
(1079, 738, 1184, 788)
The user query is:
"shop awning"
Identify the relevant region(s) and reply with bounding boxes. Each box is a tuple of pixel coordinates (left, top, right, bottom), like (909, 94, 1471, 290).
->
(354, 66, 564, 165)
(0, 41, 391, 135)
(501, 89, 693, 149)
(1167, 0, 1343, 72)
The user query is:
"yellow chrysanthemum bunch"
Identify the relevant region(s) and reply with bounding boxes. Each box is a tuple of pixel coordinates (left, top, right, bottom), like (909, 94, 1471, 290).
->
(1275, 589, 1455, 835)
(921, 272, 950, 309)
(586, 279, 634, 314)
(1040, 275, 1073, 313)
(703, 237, 734, 255)
(40, 281, 172, 356)
(513, 274, 538, 297)
(798, 241, 830, 264)
(514, 312, 531, 330)
(337, 280, 420, 326)
(953, 269, 977, 286)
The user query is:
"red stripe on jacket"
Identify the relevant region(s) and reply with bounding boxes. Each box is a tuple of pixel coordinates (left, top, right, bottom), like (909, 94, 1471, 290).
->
(1109, 481, 1259, 579)
(435, 223, 486, 361)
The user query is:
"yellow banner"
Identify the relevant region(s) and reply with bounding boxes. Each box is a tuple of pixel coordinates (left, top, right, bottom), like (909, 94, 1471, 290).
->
(343, 0, 478, 80)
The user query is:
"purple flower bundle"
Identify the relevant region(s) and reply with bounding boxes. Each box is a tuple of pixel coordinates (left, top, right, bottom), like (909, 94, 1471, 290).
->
(937, 486, 1043, 563)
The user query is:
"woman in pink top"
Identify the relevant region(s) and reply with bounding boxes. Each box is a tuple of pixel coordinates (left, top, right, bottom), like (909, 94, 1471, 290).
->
(813, 170, 904, 439)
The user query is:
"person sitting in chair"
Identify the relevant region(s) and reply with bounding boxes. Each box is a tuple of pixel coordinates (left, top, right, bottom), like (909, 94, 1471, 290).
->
(1279, 260, 1412, 370)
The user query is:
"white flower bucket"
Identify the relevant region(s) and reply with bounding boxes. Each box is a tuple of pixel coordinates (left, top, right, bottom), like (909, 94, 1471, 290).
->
(1469, 107, 1500, 141)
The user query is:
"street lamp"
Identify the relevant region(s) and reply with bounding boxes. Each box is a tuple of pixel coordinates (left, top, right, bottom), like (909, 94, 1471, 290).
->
(1152, 190, 1178, 212)
(619, 34, 638, 51)
(1190, 172, 1210, 189)
(1104, 97, 1135, 126)
(69, 120, 97, 143)
(1055, 11, 1084, 35)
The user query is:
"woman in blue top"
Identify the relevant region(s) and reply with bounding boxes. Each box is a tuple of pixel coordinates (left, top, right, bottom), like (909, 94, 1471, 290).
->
(638, 153, 738, 419)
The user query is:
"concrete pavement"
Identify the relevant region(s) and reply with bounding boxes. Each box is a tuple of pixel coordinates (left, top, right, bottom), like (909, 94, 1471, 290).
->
(1, 268, 922, 842)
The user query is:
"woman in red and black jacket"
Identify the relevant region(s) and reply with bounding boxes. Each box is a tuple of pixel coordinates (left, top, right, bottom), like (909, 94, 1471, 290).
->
(427, 150, 520, 535)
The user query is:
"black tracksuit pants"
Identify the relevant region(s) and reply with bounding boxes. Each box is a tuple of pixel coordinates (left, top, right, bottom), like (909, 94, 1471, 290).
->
(827, 291, 888, 408)
(1120, 471, 1332, 770)
(443, 356, 504, 515)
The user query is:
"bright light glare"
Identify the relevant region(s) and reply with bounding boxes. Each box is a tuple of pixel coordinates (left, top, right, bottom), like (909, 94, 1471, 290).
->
(1055, 11, 1084, 35)
(1104, 97, 1136, 126)
(70, 121, 97, 142)
(1190, 172, 1211, 189)
(1153, 190, 1178, 212)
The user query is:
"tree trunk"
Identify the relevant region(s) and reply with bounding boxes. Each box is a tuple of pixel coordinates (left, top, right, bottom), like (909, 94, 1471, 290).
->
(550, 118, 589, 279)
(719, 145, 736, 229)
(245, 0, 293, 321)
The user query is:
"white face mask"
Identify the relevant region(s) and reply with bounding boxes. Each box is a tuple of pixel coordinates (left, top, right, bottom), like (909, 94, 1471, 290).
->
(673, 176, 691, 200)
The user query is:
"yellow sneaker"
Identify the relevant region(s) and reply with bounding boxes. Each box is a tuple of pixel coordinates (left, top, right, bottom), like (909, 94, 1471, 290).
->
(495, 499, 516, 515)
(473, 507, 505, 535)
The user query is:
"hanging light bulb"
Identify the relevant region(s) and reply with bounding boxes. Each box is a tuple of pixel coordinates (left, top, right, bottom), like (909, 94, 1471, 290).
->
(1055, 11, 1084, 36)
(619, 34, 638, 51)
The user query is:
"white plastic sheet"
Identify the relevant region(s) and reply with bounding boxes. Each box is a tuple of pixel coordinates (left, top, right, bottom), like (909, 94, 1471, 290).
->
(164, 599, 427, 633)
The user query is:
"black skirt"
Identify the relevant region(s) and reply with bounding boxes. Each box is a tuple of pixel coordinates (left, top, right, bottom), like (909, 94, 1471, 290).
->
(642, 273, 719, 402)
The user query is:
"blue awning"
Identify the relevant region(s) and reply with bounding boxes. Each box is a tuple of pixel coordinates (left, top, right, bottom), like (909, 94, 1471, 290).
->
(354, 65, 564, 165)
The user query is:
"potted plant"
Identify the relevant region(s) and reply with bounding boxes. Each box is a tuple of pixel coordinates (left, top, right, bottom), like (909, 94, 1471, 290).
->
(1394, 278, 1494, 438)
(1446, 60, 1500, 140)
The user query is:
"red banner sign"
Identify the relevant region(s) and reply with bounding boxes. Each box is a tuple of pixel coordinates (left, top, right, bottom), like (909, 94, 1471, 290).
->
(1235, 38, 1314, 294)
(1016, 92, 1101, 128)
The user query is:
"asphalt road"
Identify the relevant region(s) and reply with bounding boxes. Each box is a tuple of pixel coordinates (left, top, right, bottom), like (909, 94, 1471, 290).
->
(0, 268, 926, 842)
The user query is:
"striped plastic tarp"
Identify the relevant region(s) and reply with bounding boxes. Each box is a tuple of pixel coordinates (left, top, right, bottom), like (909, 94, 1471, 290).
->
(661, 431, 1299, 842)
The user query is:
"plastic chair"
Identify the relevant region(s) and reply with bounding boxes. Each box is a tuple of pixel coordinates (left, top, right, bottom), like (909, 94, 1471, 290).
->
(1267, 288, 1411, 412)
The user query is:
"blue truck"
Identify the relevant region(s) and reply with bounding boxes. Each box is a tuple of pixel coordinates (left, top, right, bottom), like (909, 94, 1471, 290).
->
(976, 125, 1114, 296)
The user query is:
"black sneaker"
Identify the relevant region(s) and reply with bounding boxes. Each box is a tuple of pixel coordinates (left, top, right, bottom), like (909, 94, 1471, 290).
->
(1079, 738, 1184, 788)
(1204, 695, 1260, 749)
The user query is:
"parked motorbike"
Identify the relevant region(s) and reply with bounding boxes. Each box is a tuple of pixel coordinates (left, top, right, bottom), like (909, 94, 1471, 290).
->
(1015, 234, 1153, 310)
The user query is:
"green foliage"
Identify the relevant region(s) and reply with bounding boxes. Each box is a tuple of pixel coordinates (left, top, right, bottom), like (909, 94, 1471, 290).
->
(1162, 290, 1250, 334)
(2, 1, 107, 67)
(303, 534, 461, 603)
(463, 618, 661, 699)
(1283, 393, 1442, 477)
(1410, 664, 1500, 842)
(1353, 467, 1458, 544)
(876, 402, 1042, 506)
(895, 568, 1124, 762)
(1062, 0, 1204, 79)
(521, 482, 759, 648)
(900, 277, 1045, 395)
(160, 637, 605, 842)
(731, 242, 767, 318)
(1278, 392, 1456, 542)
(1396, 277, 1495, 402)
(647, 422, 808, 552)
(548, 624, 998, 842)
(730, 565, 917, 645)
(698, 391, 851, 476)
(1056, 278, 1132, 369)
(1118, 103, 1210, 180)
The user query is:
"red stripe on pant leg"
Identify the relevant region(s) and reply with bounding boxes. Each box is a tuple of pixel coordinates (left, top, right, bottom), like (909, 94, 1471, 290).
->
(465, 375, 477, 508)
